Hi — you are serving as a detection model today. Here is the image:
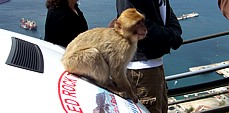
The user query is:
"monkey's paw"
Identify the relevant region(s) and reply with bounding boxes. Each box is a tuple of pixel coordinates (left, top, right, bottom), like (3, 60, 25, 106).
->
(131, 94, 138, 103)
(117, 92, 138, 103)
(117, 92, 127, 98)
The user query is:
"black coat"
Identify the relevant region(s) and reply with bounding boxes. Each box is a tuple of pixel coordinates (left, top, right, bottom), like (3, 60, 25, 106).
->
(116, 0, 183, 59)
(44, 4, 88, 47)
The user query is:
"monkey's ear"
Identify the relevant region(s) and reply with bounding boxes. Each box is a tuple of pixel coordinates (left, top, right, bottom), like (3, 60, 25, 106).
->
(108, 18, 117, 28)
(114, 21, 122, 30)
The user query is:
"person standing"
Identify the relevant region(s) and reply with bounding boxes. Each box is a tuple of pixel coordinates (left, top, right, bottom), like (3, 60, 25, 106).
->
(44, 0, 88, 47)
(115, 0, 183, 112)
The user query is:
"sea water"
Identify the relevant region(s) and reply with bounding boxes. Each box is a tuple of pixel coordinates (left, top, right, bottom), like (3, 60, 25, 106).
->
(0, 0, 229, 89)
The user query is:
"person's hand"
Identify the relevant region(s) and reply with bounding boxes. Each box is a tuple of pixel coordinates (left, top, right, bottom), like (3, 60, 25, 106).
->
(171, 35, 183, 50)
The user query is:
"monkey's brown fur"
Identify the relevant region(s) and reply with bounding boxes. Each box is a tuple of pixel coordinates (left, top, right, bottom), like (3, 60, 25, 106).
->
(61, 8, 147, 103)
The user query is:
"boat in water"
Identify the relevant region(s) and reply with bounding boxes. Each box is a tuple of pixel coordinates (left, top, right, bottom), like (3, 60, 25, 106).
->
(177, 12, 199, 21)
(20, 18, 37, 30)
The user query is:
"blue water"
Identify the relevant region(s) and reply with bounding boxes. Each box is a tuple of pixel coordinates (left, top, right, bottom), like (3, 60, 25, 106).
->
(1, 0, 229, 89)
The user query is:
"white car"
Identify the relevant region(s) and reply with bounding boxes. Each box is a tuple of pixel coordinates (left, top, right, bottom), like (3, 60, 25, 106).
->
(0, 28, 149, 113)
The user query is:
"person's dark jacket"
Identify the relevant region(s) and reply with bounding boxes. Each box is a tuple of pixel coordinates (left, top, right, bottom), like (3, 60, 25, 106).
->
(44, 3, 88, 47)
(116, 0, 183, 59)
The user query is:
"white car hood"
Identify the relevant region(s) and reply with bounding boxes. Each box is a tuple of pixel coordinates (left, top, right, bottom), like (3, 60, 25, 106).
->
(0, 28, 149, 113)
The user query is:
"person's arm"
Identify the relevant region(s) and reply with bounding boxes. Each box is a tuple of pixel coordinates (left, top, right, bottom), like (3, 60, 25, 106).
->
(168, 8, 183, 50)
(116, 0, 133, 16)
(110, 0, 133, 28)
(145, 7, 183, 50)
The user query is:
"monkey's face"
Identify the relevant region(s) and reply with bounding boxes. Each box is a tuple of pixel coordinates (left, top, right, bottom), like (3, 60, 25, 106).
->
(133, 20, 147, 40)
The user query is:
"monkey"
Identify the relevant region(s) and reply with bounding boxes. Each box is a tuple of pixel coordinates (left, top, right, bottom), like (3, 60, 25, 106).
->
(61, 8, 147, 103)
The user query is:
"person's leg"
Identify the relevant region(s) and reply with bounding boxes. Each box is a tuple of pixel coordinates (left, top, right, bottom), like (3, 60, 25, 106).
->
(127, 65, 168, 113)
(160, 66, 168, 113)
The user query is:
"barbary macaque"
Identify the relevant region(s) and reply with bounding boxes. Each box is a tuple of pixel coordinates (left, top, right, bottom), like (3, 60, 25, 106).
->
(61, 8, 147, 103)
